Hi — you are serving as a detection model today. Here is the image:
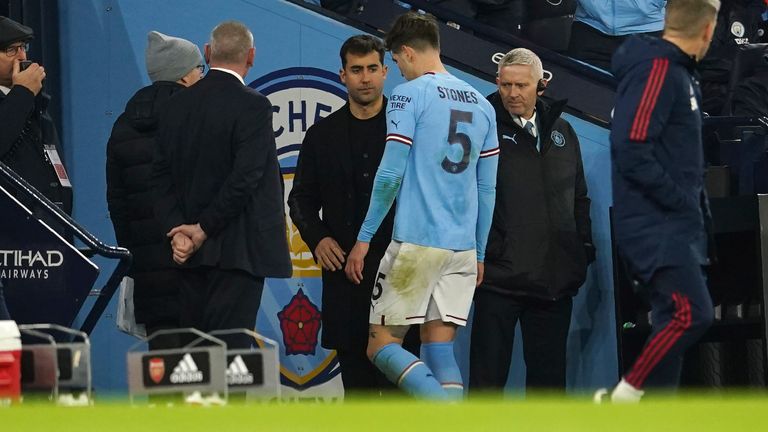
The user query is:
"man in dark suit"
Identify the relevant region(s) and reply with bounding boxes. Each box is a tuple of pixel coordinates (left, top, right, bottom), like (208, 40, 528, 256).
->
(153, 21, 291, 348)
(288, 35, 417, 395)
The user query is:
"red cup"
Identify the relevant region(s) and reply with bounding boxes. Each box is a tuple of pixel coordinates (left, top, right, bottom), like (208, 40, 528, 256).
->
(0, 321, 21, 403)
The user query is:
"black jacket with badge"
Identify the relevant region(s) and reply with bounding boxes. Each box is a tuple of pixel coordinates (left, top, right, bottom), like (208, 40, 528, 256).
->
(288, 101, 394, 350)
(481, 94, 593, 301)
(698, 0, 766, 114)
(0, 86, 72, 215)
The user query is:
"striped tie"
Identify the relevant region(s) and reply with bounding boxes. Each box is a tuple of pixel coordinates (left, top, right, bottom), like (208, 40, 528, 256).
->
(524, 121, 536, 138)
(524, 121, 539, 152)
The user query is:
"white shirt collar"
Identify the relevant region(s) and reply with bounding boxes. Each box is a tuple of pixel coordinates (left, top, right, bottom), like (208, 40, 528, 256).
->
(513, 110, 537, 129)
(210, 67, 245, 85)
(0, 85, 11, 95)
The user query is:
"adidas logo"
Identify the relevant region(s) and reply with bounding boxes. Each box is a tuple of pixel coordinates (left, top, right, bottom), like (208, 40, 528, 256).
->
(227, 355, 254, 385)
(170, 353, 204, 384)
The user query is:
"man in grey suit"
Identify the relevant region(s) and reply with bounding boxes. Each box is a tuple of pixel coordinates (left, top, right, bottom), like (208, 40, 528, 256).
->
(153, 21, 291, 348)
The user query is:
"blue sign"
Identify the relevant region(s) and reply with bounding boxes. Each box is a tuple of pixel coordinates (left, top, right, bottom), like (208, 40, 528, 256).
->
(251, 68, 347, 392)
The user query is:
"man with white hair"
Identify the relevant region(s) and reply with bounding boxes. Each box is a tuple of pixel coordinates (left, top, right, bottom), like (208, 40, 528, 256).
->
(469, 48, 593, 393)
(152, 21, 291, 349)
(602, 0, 720, 402)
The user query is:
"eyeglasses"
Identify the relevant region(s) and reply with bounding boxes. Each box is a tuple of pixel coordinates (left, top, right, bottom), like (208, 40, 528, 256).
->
(196, 64, 206, 74)
(4, 42, 29, 57)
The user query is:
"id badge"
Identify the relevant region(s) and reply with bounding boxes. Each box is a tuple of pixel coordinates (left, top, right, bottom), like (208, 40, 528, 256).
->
(43, 144, 72, 188)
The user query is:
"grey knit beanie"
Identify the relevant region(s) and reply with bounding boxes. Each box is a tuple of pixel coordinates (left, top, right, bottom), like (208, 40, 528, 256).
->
(145, 31, 203, 82)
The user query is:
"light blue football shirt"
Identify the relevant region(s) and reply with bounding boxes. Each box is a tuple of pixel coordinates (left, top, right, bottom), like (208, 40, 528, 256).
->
(358, 72, 499, 260)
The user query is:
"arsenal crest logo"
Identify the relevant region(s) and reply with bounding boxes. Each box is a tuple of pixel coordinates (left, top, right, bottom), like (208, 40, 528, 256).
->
(277, 288, 322, 355)
(148, 357, 165, 384)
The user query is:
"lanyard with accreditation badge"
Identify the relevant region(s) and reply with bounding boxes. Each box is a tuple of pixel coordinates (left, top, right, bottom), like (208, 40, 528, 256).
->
(43, 144, 72, 188)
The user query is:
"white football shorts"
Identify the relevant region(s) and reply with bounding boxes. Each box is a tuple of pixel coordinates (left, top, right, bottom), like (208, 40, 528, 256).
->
(369, 241, 477, 327)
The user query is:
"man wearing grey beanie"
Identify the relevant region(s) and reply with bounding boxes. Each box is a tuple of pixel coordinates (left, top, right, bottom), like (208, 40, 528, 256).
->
(106, 31, 203, 350)
(145, 30, 205, 84)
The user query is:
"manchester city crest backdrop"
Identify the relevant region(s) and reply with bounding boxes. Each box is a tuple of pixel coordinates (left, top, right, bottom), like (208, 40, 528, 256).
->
(52, 0, 614, 395)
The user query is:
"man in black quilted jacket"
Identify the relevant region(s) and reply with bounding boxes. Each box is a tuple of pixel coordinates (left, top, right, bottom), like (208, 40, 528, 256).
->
(106, 31, 203, 349)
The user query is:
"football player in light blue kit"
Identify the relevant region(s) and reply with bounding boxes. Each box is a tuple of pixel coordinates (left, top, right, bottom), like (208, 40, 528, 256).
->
(345, 12, 499, 400)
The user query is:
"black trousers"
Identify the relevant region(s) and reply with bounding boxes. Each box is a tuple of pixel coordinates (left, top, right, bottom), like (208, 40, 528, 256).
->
(336, 326, 420, 396)
(0, 282, 10, 320)
(336, 348, 390, 396)
(145, 321, 181, 351)
(567, 21, 661, 71)
(133, 269, 182, 351)
(432, 0, 525, 36)
(624, 264, 714, 389)
(469, 289, 573, 391)
(177, 267, 264, 349)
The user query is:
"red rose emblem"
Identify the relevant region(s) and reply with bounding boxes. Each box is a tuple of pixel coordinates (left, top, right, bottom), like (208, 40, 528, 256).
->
(277, 289, 322, 355)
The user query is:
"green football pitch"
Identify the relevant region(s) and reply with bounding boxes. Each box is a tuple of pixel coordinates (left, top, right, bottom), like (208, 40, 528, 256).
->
(3, 394, 768, 432)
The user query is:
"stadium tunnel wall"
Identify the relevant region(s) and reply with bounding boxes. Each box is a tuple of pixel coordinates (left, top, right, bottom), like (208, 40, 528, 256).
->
(56, 0, 616, 394)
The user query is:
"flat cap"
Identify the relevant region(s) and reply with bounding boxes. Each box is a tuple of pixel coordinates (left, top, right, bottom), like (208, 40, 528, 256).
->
(0, 16, 33, 49)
